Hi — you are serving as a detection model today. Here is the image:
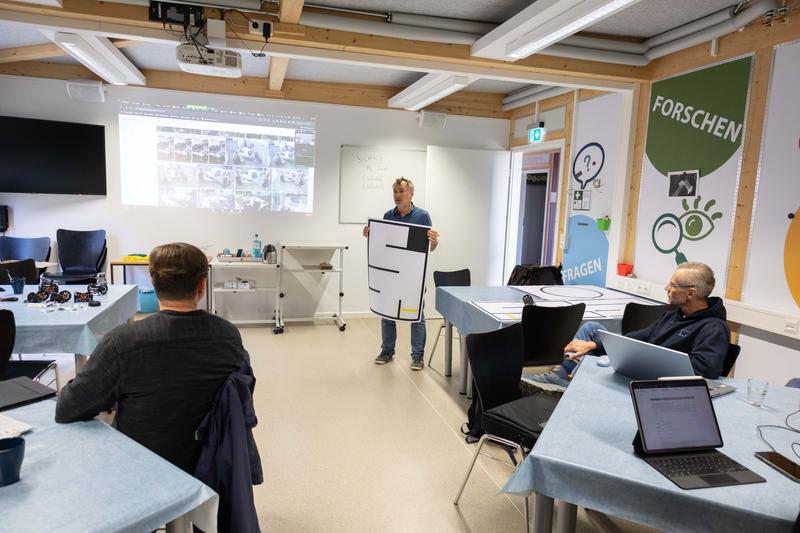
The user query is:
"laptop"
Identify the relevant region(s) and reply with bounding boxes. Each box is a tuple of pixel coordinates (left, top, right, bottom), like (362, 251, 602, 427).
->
(629, 378, 765, 489)
(0, 376, 56, 412)
(597, 330, 736, 398)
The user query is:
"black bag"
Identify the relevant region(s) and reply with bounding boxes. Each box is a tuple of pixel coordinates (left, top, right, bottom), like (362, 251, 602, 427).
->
(461, 381, 484, 443)
(506, 264, 563, 286)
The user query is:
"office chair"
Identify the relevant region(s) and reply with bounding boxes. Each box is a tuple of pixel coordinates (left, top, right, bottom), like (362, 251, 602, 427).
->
(0, 310, 59, 390)
(454, 323, 560, 531)
(0, 259, 38, 284)
(621, 302, 676, 335)
(427, 268, 471, 368)
(520, 303, 586, 367)
(46, 229, 107, 285)
(721, 344, 741, 377)
(786, 378, 800, 388)
(0, 236, 51, 262)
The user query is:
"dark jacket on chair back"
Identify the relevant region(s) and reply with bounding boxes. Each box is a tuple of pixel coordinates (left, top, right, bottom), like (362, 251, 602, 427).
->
(194, 360, 263, 533)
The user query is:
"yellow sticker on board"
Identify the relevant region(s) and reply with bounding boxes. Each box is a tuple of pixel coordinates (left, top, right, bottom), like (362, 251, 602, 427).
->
(785, 207, 800, 307)
(400, 308, 418, 314)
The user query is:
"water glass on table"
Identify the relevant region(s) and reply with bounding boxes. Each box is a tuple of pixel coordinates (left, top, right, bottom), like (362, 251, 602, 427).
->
(747, 378, 768, 407)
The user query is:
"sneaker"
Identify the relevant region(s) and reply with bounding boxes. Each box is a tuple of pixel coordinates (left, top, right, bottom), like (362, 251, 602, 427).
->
(410, 358, 424, 371)
(374, 351, 394, 365)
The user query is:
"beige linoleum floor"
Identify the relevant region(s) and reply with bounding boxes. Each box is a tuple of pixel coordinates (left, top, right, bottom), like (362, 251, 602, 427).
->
(238, 317, 660, 533)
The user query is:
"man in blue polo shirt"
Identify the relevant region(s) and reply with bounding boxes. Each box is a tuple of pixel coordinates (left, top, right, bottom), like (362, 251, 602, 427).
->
(363, 177, 439, 370)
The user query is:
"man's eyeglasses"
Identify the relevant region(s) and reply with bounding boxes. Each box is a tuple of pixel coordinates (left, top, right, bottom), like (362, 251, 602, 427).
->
(665, 283, 695, 290)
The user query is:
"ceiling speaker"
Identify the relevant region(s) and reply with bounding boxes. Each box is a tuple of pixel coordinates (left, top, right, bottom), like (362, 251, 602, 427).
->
(419, 110, 447, 129)
(66, 79, 106, 103)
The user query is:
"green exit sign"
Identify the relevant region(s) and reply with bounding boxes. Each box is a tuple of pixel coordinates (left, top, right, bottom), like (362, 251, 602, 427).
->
(528, 127, 544, 143)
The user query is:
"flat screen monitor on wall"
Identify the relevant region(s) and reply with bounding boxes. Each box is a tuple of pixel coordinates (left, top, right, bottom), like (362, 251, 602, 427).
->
(117, 100, 316, 213)
(0, 115, 107, 195)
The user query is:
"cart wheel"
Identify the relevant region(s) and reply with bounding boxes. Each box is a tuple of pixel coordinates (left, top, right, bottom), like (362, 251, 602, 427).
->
(339, 325, 346, 331)
(272, 327, 284, 334)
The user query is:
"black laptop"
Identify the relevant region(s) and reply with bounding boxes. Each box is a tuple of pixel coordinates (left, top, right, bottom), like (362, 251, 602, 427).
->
(0, 376, 56, 412)
(629, 377, 765, 490)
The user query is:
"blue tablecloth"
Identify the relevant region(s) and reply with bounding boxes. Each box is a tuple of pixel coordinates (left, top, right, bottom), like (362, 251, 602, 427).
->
(0, 399, 218, 532)
(502, 358, 800, 532)
(0, 284, 138, 355)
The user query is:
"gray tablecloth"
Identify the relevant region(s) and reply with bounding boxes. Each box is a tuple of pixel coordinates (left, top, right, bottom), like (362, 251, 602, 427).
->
(503, 359, 800, 532)
(1, 284, 138, 355)
(0, 399, 218, 532)
(435, 286, 624, 335)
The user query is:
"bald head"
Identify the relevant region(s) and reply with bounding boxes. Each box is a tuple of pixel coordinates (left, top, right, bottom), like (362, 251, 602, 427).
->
(674, 262, 715, 299)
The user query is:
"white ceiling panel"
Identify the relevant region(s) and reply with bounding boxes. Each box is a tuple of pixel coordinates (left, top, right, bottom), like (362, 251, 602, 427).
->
(0, 22, 51, 48)
(467, 78, 532, 94)
(587, 0, 736, 38)
(306, 1, 531, 24)
(286, 58, 424, 86)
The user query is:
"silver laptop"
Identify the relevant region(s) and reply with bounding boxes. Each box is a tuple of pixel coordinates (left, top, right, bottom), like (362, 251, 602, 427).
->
(597, 330, 736, 397)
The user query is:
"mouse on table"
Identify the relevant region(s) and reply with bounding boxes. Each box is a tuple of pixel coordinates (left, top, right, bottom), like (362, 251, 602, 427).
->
(596, 355, 611, 367)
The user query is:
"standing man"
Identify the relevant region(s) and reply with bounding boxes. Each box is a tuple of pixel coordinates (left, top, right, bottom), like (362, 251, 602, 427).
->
(363, 177, 439, 371)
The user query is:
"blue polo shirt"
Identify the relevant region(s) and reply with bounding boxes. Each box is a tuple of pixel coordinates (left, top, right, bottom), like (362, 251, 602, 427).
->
(383, 204, 432, 226)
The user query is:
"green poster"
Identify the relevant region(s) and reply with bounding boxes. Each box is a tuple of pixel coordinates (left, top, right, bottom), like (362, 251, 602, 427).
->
(645, 56, 752, 177)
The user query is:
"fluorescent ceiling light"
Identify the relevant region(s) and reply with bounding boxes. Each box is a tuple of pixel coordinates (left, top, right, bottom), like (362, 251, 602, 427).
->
(472, 0, 641, 61)
(53, 32, 145, 86)
(389, 74, 470, 111)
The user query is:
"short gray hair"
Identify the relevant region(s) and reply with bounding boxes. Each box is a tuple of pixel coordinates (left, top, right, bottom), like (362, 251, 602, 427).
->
(674, 262, 715, 299)
(392, 177, 414, 193)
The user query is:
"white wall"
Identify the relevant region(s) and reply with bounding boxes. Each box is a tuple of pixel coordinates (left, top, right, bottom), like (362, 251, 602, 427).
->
(0, 75, 509, 316)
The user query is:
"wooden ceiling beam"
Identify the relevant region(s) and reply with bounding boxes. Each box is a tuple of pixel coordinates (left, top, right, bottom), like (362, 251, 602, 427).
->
(0, 0, 647, 84)
(0, 60, 511, 119)
(0, 38, 142, 64)
(268, 0, 304, 92)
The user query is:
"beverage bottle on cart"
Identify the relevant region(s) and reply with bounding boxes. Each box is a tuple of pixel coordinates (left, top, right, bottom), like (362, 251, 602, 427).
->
(253, 234, 262, 257)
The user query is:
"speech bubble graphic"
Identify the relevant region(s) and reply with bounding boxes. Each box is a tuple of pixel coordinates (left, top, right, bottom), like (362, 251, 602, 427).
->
(572, 142, 605, 190)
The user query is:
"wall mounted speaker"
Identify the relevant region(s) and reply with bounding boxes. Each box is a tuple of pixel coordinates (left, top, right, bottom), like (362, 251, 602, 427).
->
(66, 79, 106, 103)
(0, 206, 8, 233)
(419, 110, 447, 129)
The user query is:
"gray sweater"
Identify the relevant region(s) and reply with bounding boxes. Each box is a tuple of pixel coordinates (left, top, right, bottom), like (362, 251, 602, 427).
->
(55, 310, 248, 473)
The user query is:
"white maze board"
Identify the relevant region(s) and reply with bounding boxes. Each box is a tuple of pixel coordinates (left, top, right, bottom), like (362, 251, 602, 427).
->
(472, 285, 655, 321)
(368, 218, 431, 321)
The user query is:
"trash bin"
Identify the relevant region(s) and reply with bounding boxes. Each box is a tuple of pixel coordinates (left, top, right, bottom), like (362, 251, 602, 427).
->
(138, 288, 158, 313)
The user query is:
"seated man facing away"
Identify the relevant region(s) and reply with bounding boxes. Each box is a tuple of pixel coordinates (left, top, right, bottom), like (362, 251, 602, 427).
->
(55, 242, 249, 474)
(526, 262, 730, 388)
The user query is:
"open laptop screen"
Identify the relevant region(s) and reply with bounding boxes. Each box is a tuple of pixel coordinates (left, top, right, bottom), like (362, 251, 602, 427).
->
(630, 379, 723, 453)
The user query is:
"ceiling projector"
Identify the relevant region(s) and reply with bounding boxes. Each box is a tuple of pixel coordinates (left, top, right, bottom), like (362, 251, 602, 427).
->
(176, 43, 242, 78)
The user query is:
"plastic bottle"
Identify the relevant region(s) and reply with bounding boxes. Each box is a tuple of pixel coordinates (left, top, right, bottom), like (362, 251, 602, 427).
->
(253, 233, 262, 258)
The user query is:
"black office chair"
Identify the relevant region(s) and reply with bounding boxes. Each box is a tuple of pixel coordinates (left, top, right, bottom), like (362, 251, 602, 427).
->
(0, 259, 39, 285)
(786, 378, 800, 388)
(0, 309, 59, 389)
(520, 302, 586, 367)
(454, 322, 560, 529)
(507, 264, 564, 285)
(0, 236, 51, 262)
(621, 302, 676, 335)
(427, 268, 471, 368)
(46, 229, 107, 285)
(721, 343, 741, 377)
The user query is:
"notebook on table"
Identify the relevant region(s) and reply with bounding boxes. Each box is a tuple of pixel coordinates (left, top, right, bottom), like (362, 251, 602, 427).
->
(597, 330, 736, 398)
(629, 378, 764, 490)
(0, 376, 56, 412)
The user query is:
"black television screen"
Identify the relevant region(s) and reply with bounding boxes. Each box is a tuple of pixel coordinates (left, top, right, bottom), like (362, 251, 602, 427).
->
(0, 115, 107, 195)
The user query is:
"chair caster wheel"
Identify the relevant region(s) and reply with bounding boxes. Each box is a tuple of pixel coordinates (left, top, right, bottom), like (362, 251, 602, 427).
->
(272, 327, 284, 334)
(339, 325, 346, 331)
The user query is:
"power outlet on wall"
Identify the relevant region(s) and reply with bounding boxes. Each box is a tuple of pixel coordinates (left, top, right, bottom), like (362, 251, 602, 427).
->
(248, 20, 273, 38)
(634, 282, 650, 296)
(785, 319, 799, 335)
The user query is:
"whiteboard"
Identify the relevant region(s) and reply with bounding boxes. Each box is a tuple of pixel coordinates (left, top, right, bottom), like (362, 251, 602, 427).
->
(339, 146, 427, 224)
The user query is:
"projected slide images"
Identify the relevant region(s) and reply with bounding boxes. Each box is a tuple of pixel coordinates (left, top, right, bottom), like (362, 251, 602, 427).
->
(119, 102, 316, 213)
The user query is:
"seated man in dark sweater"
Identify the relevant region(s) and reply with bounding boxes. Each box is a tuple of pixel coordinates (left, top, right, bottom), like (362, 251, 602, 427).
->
(525, 262, 730, 388)
(55, 242, 249, 474)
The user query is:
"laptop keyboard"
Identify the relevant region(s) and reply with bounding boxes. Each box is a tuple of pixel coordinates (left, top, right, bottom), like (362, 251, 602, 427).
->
(647, 453, 747, 478)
